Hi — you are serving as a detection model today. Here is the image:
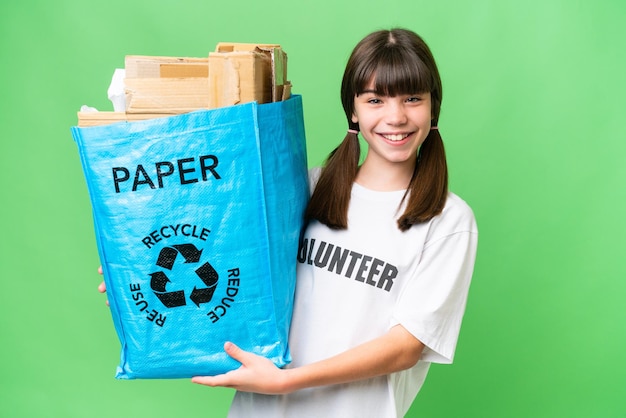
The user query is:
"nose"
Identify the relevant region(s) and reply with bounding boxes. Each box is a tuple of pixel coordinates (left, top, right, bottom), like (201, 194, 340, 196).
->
(384, 101, 408, 126)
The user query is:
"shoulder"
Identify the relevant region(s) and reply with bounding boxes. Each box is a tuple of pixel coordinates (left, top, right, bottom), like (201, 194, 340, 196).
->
(428, 192, 478, 238)
(443, 192, 476, 221)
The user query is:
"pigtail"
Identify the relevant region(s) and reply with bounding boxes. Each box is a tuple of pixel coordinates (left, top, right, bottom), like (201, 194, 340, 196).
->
(305, 129, 360, 229)
(398, 128, 448, 231)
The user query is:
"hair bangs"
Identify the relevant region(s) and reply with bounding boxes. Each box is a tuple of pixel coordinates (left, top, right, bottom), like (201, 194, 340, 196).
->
(355, 47, 433, 97)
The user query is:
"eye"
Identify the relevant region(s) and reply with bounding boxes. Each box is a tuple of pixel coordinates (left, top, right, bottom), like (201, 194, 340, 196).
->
(406, 96, 422, 103)
(367, 98, 382, 104)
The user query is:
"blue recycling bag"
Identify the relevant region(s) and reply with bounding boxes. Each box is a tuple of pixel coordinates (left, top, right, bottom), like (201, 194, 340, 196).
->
(71, 95, 309, 379)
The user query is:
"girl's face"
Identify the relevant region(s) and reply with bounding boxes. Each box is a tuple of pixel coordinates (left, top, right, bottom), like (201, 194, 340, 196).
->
(352, 84, 432, 170)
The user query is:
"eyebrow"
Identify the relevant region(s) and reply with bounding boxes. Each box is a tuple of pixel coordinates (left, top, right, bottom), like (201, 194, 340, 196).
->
(356, 89, 378, 96)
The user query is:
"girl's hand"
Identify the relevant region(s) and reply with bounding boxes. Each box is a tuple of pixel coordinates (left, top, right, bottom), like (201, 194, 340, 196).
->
(192, 326, 423, 395)
(97, 266, 109, 306)
(191, 342, 291, 395)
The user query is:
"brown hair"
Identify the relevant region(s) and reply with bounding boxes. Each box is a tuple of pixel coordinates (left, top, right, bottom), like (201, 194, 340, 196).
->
(305, 28, 448, 231)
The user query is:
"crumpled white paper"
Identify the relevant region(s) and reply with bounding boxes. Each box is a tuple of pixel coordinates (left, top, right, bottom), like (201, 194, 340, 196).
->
(107, 68, 126, 112)
(80, 69, 126, 113)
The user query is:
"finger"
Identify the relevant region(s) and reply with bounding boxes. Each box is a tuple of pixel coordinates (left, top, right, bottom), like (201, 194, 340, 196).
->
(191, 375, 228, 387)
(191, 367, 242, 387)
(191, 376, 211, 386)
(223, 342, 249, 364)
(98, 266, 103, 275)
(97, 281, 110, 306)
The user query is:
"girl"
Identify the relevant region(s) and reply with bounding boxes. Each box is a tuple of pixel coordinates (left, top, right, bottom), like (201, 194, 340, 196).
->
(192, 28, 478, 417)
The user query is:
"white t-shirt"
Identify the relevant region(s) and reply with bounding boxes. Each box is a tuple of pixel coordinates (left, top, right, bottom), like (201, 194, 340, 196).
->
(229, 173, 478, 417)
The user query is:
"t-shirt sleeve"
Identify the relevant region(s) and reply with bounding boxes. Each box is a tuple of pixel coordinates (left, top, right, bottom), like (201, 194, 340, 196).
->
(391, 199, 478, 364)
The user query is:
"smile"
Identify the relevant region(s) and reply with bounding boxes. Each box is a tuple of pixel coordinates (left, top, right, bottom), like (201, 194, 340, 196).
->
(381, 133, 411, 142)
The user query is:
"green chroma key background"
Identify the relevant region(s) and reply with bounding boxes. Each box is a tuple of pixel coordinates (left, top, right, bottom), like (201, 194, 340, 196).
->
(1, 0, 624, 417)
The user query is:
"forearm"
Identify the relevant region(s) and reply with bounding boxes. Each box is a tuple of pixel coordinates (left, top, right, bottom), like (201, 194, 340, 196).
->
(281, 324, 425, 393)
(191, 324, 425, 395)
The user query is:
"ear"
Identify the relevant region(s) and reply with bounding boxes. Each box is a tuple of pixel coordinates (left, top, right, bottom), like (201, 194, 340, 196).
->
(351, 113, 358, 124)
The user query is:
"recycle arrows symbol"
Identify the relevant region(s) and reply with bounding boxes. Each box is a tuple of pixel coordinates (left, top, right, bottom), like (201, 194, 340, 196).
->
(150, 244, 219, 308)
(156, 244, 203, 270)
(149, 271, 186, 308)
(190, 261, 219, 307)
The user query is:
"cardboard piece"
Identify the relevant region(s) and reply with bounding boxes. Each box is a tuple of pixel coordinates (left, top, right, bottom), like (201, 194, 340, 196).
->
(124, 56, 210, 114)
(125, 77, 210, 114)
(208, 43, 290, 108)
(125, 55, 209, 78)
(77, 43, 291, 127)
(76, 112, 168, 127)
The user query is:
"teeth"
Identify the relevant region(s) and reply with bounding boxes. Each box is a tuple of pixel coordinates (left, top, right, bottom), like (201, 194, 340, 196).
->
(383, 134, 408, 141)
